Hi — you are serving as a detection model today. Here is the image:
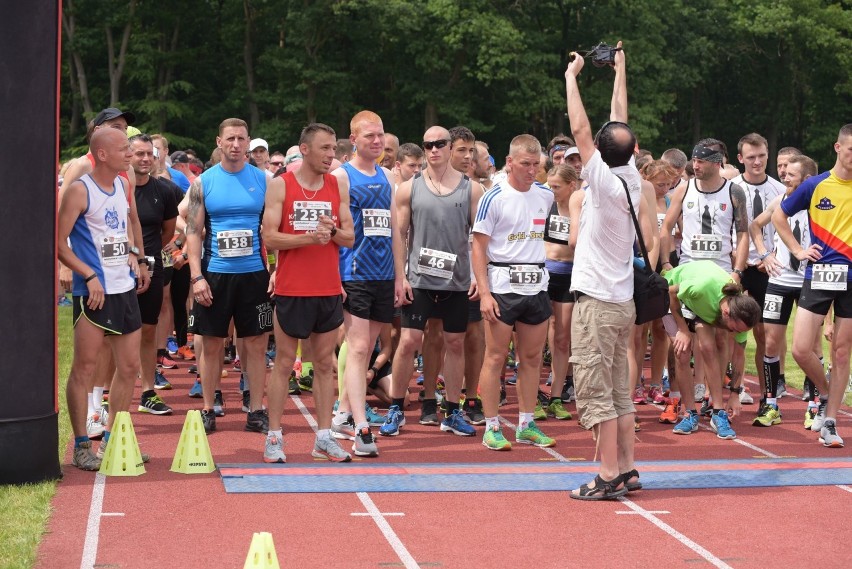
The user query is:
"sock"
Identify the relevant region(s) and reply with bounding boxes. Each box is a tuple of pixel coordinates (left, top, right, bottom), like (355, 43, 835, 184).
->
(157, 348, 167, 357)
(354, 422, 369, 432)
(141, 389, 155, 399)
(445, 401, 459, 416)
(485, 416, 499, 430)
(392, 398, 405, 409)
(93, 386, 104, 406)
(316, 429, 330, 440)
(103, 431, 111, 442)
(670, 391, 681, 400)
(519, 412, 534, 430)
(74, 436, 89, 448)
(332, 412, 351, 426)
(808, 400, 819, 409)
(766, 397, 777, 406)
(813, 385, 821, 401)
(267, 429, 282, 439)
(763, 356, 781, 399)
(87, 393, 96, 415)
(778, 373, 786, 386)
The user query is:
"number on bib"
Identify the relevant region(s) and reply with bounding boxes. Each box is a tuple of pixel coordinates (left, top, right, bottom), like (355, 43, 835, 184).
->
(217, 229, 253, 258)
(811, 264, 848, 291)
(548, 214, 570, 242)
(762, 293, 783, 321)
(293, 200, 332, 232)
(690, 234, 723, 259)
(416, 248, 457, 280)
(100, 235, 129, 266)
(363, 209, 391, 237)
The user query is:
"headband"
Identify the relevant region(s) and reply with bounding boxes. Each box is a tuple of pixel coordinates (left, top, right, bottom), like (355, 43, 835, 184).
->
(692, 145, 723, 164)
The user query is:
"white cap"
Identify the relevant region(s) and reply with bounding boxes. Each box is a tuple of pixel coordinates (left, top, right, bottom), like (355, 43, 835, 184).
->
(565, 147, 580, 157)
(249, 138, 268, 151)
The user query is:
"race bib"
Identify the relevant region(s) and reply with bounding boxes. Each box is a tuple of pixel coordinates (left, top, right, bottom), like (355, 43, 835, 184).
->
(547, 214, 570, 242)
(690, 234, 723, 259)
(293, 200, 332, 231)
(681, 307, 696, 321)
(763, 293, 783, 321)
(363, 208, 391, 237)
(811, 264, 848, 291)
(417, 247, 457, 280)
(217, 229, 253, 258)
(100, 234, 129, 266)
(509, 264, 543, 293)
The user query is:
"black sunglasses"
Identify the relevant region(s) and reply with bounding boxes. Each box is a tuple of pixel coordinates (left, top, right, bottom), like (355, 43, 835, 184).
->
(423, 139, 449, 150)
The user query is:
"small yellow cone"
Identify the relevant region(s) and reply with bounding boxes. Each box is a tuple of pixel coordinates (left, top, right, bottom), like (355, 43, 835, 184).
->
(98, 411, 146, 476)
(243, 532, 280, 569)
(170, 410, 216, 474)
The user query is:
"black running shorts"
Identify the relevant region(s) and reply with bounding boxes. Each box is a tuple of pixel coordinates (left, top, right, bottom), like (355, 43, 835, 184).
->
(401, 289, 469, 333)
(73, 289, 142, 335)
(342, 280, 395, 323)
(492, 291, 552, 327)
(274, 295, 343, 340)
(189, 270, 273, 338)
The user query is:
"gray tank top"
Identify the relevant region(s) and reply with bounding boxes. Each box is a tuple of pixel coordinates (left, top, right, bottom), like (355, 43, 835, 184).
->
(407, 173, 472, 291)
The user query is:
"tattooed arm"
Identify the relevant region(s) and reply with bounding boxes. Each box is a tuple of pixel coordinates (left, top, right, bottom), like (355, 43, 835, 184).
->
(729, 183, 749, 281)
(185, 177, 213, 306)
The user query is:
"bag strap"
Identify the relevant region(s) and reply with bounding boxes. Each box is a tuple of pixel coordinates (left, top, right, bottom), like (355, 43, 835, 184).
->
(616, 175, 651, 269)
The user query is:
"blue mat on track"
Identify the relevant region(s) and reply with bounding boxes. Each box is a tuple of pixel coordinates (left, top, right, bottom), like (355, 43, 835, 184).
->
(219, 457, 852, 493)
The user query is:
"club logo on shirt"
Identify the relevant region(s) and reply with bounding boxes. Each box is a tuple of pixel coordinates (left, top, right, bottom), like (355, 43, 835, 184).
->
(105, 206, 119, 230)
(686, 201, 695, 210)
(719, 203, 727, 211)
(816, 197, 835, 211)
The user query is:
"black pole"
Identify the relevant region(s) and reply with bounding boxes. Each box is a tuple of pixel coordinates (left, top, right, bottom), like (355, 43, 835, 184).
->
(0, 0, 62, 484)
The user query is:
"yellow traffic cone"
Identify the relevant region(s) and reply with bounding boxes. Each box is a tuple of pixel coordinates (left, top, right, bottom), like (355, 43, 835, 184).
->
(243, 532, 280, 569)
(170, 410, 216, 474)
(98, 411, 146, 476)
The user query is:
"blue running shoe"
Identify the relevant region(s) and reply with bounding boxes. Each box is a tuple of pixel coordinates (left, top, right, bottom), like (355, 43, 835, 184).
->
(154, 369, 172, 390)
(440, 409, 475, 436)
(379, 405, 405, 436)
(166, 336, 179, 355)
(416, 374, 425, 385)
(710, 410, 736, 439)
(239, 373, 246, 392)
(673, 410, 699, 435)
(57, 296, 73, 307)
(506, 368, 519, 386)
(365, 404, 385, 426)
(188, 379, 203, 398)
(661, 369, 671, 393)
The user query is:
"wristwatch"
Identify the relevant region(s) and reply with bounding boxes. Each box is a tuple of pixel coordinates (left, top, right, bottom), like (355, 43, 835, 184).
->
(732, 268, 744, 278)
(137, 256, 149, 266)
(130, 245, 141, 256)
(729, 384, 744, 394)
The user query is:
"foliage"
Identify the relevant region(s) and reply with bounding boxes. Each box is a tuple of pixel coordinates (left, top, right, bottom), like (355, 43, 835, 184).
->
(60, 0, 852, 169)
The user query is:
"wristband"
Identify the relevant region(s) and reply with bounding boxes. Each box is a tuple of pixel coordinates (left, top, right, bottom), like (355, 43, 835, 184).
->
(85, 273, 97, 283)
(191, 275, 205, 284)
(330, 226, 337, 237)
(757, 250, 771, 261)
(138, 256, 149, 266)
(728, 384, 743, 394)
(369, 366, 379, 377)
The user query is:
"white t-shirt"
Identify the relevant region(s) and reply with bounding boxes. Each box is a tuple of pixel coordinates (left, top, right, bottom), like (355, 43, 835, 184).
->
(571, 150, 641, 303)
(731, 174, 785, 266)
(473, 181, 553, 295)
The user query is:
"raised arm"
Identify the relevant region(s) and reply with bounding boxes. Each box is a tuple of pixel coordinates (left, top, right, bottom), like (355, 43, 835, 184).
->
(609, 41, 627, 123)
(565, 55, 595, 164)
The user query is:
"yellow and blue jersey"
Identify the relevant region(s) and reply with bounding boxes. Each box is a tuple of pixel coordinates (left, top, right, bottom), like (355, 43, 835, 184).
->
(780, 170, 852, 281)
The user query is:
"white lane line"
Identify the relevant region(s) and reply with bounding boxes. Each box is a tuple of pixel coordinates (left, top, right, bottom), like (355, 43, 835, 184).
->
(100, 512, 124, 517)
(616, 510, 669, 515)
(80, 472, 106, 569)
(837, 485, 852, 494)
(351, 512, 405, 517)
(291, 395, 420, 569)
(618, 497, 734, 569)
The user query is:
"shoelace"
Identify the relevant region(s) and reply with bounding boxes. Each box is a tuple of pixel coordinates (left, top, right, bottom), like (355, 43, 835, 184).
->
(824, 422, 837, 436)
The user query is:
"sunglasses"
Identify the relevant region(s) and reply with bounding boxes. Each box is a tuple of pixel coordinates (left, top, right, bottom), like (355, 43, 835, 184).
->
(270, 161, 284, 167)
(423, 139, 449, 150)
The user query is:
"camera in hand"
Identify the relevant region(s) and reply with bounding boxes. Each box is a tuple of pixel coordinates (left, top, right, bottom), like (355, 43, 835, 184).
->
(568, 43, 622, 67)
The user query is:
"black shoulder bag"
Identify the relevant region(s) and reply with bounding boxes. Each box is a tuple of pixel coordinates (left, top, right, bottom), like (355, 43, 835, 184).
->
(617, 176, 670, 324)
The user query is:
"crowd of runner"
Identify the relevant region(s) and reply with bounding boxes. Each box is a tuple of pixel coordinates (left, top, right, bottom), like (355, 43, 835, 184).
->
(57, 45, 852, 500)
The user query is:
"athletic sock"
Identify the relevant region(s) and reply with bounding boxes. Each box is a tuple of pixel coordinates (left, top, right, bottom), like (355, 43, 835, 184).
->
(392, 398, 405, 409)
(763, 356, 781, 399)
(267, 429, 282, 439)
(93, 386, 104, 406)
(766, 397, 777, 406)
(74, 436, 89, 448)
(485, 416, 499, 430)
(332, 413, 351, 426)
(316, 429, 330, 440)
(87, 392, 96, 415)
(670, 391, 681, 400)
(445, 401, 459, 416)
(519, 412, 534, 430)
(354, 422, 369, 432)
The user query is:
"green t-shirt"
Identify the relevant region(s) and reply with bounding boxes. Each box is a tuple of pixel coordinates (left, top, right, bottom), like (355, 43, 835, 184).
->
(664, 260, 732, 326)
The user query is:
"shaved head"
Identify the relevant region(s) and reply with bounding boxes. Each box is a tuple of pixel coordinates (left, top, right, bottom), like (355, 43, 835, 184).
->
(90, 128, 128, 162)
(424, 126, 450, 141)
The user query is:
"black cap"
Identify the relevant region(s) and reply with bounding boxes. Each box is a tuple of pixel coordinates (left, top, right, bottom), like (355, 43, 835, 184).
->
(93, 107, 136, 126)
(170, 151, 190, 164)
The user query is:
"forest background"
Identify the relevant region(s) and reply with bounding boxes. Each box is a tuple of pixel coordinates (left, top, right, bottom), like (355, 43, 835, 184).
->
(60, 0, 852, 171)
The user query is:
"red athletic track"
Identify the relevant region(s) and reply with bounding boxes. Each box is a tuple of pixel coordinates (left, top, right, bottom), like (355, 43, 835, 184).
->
(38, 361, 852, 568)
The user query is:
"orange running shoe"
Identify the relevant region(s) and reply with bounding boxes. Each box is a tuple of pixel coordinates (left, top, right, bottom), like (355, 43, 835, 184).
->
(177, 345, 195, 360)
(659, 397, 681, 424)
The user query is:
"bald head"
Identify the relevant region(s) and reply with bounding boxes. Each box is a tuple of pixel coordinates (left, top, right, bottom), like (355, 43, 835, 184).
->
(91, 128, 127, 156)
(424, 126, 450, 142)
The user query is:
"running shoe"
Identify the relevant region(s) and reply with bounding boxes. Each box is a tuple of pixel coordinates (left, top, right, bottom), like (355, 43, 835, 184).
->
(804, 407, 817, 430)
(499, 385, 508, 407)
(819, 419, 844, 448)
(232, 358, 241, 372)
(440, 409, 476, 436)
(57, 296, 73, 307)
(561, 383, 575, 402)
(482, 425, 512, 451)
(632, 383, 647, 405)
(776, 376, 788, 398)
(810, 400, 828, 432)
(213, 390, 225, 417)
(699, 397, 713, 417)
(710, 410, 736, 439)
(506, 368, 518, 386)
(188, 379, 203, 398)
(201, 409, 216, 433)
(166, 336, 179, 355)
(694, 383, 706, 402)
(739, 388, 754, 405)
(353, 428, 379, 457)
(801, 378, 814, 401)
(506, 349, 516, 368)
(659, 397, 681, 424)
(157, 354, 178, 369)
(298, 369, 314, 392)
(534, 399, 548, 421)
(242, 390, 251, 413)
(365, 404, 386, 426)
(138, 392, 173, 415)
(245, 409, 269, 433)
(415, 353, 423, 372)
(153, 369, 172, 390)
(263, 434, 286, 463)
(673, 410, 699, 434)
(648, 385, 666, 405)
(546, 399, 572, 420)
(464, 398, 486, 425)
(87, 413, 105, 439)
(176, 345, 195, 361)
(99, 404, 109, 427)
(379, 405, 405, 436)
(221, 369, 229, 379)
(634, 417, 641, 432)
(661, 369, 671, 394)
(332, 415, 357, 440)
(415, 374, 425, 385)
(516, 421, 555, 447)
(545, 371, 553, 386)
(288, 371, 301, 395)
(312, 435, 352, 462)
(419, 399, 439, 425)
(752, 403, 781, 427)
(72, 441, 102, 471)
(188, 364, 198, 374)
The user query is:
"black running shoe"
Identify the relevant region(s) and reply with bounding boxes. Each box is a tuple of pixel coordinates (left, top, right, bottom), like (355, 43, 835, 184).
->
(242, 390, 251, 413)
(246, 409, 269, 433)
(288, 371, 301, 395)
(419, 399, 439, 425)
(214, 390, 225, 417)
(201, 409, 216, 433)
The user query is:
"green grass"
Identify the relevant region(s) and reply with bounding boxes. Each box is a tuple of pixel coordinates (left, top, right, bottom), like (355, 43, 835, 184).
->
(0, 307, 73, 569)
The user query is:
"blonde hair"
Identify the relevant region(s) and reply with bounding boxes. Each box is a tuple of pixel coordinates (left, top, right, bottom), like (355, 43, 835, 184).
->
(509, 134, 541, 157)
(350, 110, 383, 136)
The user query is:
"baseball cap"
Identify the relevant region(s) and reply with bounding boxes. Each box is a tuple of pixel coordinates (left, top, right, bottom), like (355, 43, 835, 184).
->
(94, 107, 136, 127)
(565, 147, 580, 157)
(170, 151, 190, 164)
(250, 138, 269, 151)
